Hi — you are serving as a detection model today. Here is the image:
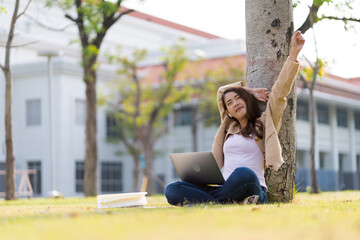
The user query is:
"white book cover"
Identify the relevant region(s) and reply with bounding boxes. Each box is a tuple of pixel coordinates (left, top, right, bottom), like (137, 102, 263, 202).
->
(97, 192, 148, 208)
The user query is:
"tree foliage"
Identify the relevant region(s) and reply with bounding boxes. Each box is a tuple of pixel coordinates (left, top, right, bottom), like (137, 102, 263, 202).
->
(101, 39, 191, 193)
(1, 0, 32, 200)
(45, 0, 136, 196)
(296, 0, 360, 33)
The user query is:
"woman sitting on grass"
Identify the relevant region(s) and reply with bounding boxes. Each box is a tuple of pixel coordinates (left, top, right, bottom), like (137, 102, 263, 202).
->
(165, 31, 305, 205)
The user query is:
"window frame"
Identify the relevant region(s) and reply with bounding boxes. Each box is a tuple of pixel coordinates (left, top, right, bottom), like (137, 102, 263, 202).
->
(317, 103, 329, 125)
(75, 161, 84, 193)
(296, 100, 309, 121)
(336, 107, 348, 128)
(26, 98, 41, 126)
(27, 161, 42, 195)
(101, 161, 123, 193)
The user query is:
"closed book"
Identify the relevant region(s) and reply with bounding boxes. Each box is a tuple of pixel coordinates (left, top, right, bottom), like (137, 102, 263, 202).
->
(97, 192, 147, 208)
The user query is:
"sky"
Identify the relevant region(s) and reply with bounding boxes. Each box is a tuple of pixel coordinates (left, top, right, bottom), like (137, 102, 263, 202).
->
(124, 0, 360, 79)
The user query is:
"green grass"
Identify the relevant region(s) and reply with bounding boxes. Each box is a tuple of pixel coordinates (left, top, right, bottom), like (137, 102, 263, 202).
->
(1, 191, 360, 240)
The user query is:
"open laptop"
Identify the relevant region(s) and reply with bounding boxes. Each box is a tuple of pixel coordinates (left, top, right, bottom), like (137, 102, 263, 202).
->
(169, 152, 225, 185)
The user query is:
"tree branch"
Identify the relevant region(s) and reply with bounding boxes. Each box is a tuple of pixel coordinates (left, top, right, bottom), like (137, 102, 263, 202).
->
(303, 55, 314, 69)
(24, 13, 75, 31)
(298, 73, 309, 90)
(131, 64, 141, 119)
(319, 15, 360, 23)
(297, 1, 360, 34)
(152, 126, 168, 145)
(297, 4, 319, 34)
(16, 0, 32, 20)
(72, 0, 88, 48)
(106, 100, 130, 116)
(65, 13, 77, 23)
(96, 8, 134, 48)
(0, 40, 39, 48)
(111, 9, 134, 26)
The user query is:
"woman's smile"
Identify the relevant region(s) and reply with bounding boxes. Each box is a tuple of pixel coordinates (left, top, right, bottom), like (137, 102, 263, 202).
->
(235, 106, 244, 112)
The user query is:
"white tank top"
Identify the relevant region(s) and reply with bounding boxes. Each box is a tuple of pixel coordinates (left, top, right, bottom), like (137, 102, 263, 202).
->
(222, 134, 266, 188)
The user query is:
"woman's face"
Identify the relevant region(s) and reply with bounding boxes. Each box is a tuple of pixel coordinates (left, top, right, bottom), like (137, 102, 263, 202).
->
(224, 91, 247, 122)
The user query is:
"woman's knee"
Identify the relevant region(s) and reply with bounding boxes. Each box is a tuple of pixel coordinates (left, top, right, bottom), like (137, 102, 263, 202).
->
(164, 181, 182, 205)
(232, 167, 259, 183)
(164, 182, 178, 198)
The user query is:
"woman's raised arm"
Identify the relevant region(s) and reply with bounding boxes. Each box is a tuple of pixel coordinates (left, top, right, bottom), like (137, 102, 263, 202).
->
(289, 30, 305, 62)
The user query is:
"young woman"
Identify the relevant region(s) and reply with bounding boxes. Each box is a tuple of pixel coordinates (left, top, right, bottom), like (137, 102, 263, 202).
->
(165, 31, 305, 205)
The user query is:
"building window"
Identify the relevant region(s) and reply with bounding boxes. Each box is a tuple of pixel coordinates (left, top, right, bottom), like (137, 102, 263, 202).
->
(26, 99, 41, 126)
(174, 106, 194, 126)
(106, 113, 121, 139)
(319, 152, 326, 169)
(75, 161, 84, 193)
(27, 161, 42, 195)
(296, 150, 305, 169)
(75, 99, 86, 125)
(101, 162, 123, 193)
(355, 111, 360, 130)
(296, 100, 308, 121)
(336, 107, 348, 128)
(0, 162, 5, 193)
(317, 104, 329, 125)
(357, 155, 360, 173)
(338, 153, 347, 189)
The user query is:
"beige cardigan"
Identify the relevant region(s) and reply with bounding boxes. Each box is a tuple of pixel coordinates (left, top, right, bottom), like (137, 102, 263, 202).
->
(211, 58, 300, 171)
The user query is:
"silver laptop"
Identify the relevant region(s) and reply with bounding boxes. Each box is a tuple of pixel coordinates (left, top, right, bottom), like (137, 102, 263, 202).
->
(169, 152, 225, 185)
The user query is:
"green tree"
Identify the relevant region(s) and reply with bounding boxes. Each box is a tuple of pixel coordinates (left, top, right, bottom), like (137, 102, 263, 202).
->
(245, 0, 360, 202)
(295, 0, 360, 194)
(296, 0, 360, 33)
(299, 53, 325, 194)
(46, 0, 136, 196)
(0, 0, 32, 200)
(0, 5, 6, 14)
(245, 0, 296, 203)
(102, 40, 191, 194)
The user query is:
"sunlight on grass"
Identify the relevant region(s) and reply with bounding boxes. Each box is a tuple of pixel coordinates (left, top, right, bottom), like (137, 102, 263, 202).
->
(1, 192, 360, 240)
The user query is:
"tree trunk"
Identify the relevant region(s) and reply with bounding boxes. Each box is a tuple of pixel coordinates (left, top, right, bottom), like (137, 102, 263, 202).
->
(3, 0, 21, 201)
(132, 153, 140, 191)
(309, 90, 319, 193)
(191, 108, 198, 152)
(245, 0, 296, 202)
(4, 68, 16, 200)
(144, 143, 154, 195)
(83, 66, 98, 196)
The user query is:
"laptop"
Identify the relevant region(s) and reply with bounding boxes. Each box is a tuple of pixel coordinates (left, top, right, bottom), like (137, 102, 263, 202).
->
(169, 152, 225, 185)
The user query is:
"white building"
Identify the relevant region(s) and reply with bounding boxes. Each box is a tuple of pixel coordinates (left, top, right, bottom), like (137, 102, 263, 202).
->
(0, 0, 359, 197)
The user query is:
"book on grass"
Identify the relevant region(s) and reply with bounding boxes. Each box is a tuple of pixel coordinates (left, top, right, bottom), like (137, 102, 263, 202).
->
(97, 192, 148, 208)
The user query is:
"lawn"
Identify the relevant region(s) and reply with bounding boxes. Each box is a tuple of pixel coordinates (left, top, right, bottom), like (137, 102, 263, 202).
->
(1, 191, 360, 240)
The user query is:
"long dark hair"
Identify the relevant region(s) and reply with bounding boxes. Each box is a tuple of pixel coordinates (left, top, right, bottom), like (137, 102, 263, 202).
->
(221, 87, 264, 139)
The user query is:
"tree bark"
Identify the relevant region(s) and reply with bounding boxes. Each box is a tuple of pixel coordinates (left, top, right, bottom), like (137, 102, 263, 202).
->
(297, 4, 319, 34)
(69, 1, 133, 197)
(2, 0, 21, 201)
(191, 108, 198, 152)
(132, 153, 140, 191)
(83, 66, 98, 196)
(309, 89, 319, 193)
(4, 67, 16, 200)
(245, 0, 296, 202)
(143, 141, 154, 195)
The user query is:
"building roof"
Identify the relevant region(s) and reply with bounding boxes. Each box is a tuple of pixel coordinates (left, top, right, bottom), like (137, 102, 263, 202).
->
(326, 74, 360, 87)
(121, 7, 220, 39)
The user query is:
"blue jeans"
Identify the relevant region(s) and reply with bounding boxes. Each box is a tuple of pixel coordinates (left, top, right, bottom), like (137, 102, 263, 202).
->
(164, 167, 267, 206)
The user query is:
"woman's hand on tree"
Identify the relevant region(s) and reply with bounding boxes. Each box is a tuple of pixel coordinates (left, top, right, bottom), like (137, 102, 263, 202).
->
(289, 30, 305, 61)
(252, 88, 270, 102)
